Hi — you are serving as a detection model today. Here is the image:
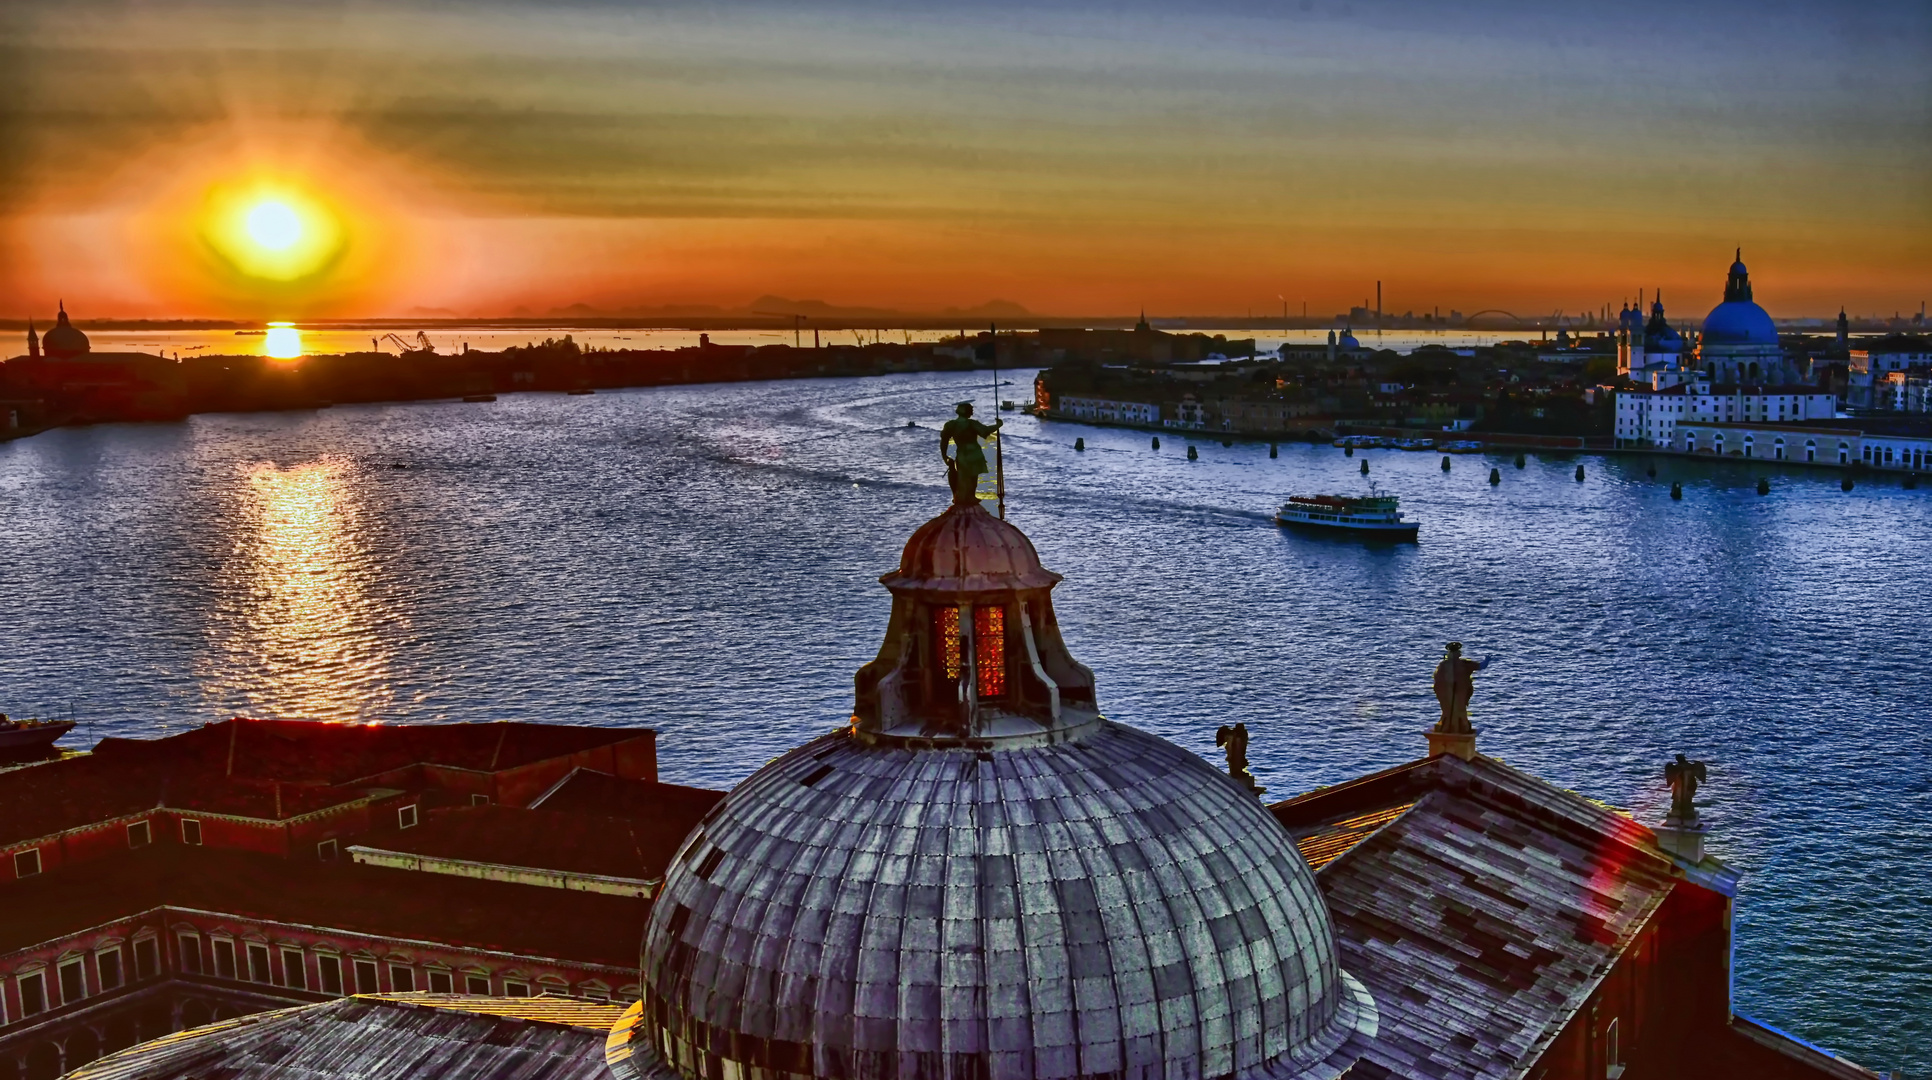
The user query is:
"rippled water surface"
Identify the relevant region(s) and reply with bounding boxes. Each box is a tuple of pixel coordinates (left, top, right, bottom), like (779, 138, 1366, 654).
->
(2, 371, 1927, 1072)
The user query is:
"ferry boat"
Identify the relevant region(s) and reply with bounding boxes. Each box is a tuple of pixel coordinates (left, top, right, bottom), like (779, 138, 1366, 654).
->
(0, 715, 75, 754)
(1274, 491, 1418, 539)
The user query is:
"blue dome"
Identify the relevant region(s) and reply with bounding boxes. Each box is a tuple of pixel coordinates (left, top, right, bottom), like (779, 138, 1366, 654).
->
(1700, 300, 1778, 347)
(1339, 332, 1360, 349)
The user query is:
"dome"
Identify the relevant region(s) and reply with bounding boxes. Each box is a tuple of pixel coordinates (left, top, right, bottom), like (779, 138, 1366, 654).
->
(883, 502, 1062, 594)
(1700, 301, 1779, 349)
(1337, 331, 1359, 350)
(639, 721, 1375, 1080)
(627, 495, 1376, 1080)
(41, 306, 90, 359)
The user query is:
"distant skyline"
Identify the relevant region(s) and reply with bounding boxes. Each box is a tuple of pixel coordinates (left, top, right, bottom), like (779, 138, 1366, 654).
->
(2, 0, 1927, 321)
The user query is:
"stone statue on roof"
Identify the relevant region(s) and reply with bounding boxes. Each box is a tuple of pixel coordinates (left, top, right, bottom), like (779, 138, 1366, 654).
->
(939, 402, 1001, 506)
(1664, 753, 1708, 826)
(1432, 642, 1488, 734)
(1215, 723, 1265, 796)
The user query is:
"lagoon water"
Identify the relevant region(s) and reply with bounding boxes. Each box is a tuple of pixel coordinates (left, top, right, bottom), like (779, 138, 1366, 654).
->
(1, 370, 1926, 1071)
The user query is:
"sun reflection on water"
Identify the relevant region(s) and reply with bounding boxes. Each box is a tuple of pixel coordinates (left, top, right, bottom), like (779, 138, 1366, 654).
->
(263, 322, 303, 359)
(203, 457, 396, 721)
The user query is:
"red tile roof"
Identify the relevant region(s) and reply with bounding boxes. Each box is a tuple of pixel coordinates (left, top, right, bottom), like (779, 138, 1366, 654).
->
(531, 769, 723, 871)
(0, 843, 645, 967)
(0, 718, 657, 848)
(355, 804, 680, 882)
(1275, 754, 1687, 1080)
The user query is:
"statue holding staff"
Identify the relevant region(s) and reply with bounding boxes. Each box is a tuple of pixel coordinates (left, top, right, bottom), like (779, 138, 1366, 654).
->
(940, 402, 1002, 505)
(1431, 642, 1490, 734)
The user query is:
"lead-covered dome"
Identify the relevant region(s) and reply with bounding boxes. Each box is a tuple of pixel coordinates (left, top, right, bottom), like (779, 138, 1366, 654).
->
(640, 721, 1374, 1080)
(41, 305, 90, 359)
(625, 494, 1375, 1080)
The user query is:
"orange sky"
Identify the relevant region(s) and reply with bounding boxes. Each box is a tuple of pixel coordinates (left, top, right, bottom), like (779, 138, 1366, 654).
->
(3, 1, 1927, 322)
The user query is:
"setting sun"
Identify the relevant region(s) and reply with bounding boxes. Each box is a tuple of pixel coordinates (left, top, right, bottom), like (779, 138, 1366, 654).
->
(246, 201, 304, 252)
(202, 183, 347, 284)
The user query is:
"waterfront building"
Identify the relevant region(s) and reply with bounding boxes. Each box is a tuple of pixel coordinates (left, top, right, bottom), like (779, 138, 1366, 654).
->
(1054, 395, 1160, 426)
(1845, 334, 1932, 410)
(0, 719, 720, 1077)
(48, 491, 1890, 1079)
(1671, 418, 1932, 471)
(1614, 379, 1836, 449)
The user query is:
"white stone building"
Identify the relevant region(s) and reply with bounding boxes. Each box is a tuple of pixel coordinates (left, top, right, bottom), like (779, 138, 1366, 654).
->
(1054, 395, 1160, 426)
(1615, 381, 1836, 449)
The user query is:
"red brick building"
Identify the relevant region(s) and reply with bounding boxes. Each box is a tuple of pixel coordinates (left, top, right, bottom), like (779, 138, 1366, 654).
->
(0, 719, 721, 1079)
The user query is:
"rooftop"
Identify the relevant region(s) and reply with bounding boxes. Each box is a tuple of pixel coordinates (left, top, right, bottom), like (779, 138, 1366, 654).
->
(1273, 754, 1705, 1080)
(0, 718, 655, 847)
(0, 843, 645, 967)
(353, 800, 710, 882)
(65, 993, 622, 1079)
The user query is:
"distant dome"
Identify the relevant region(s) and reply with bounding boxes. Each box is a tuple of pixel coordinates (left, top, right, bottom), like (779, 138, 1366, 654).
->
(1338, 330, 1360, 350)
(629, 497, 1376, 1080)
(41, 307, 89, 359)
(1700, 301, 1779, 349)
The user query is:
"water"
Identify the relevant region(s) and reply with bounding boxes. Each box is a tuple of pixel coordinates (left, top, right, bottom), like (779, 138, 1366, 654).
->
(76, 325, 1524, 360)
(1, 370, 1926, 1072)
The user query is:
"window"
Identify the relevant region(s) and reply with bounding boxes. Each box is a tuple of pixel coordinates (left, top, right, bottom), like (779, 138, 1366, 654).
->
(58, 959, 84, 1003)
(127, 821, 151, 848)
(281, 948, 306, 990)
(428, 970, 453, 994)
(318, 955, 344, 996)
(465, 974, 491, 995)
(578, 983, 609, 1002)
(180, 819, 202, 846)
(390, 965, 415, 992)
(353, 960, 380, 994)
(935, 606, 962, 680)
(247, 944, 272, 983)
(13, 849, 40, 878)
(975, 605, 1006, 697)
(470, 794, 490, 806)
(212, 939, 237, 980)
(502, 980, 530, 998)
(97, 948, 123, 990)
(176, 934, 202, 975)
(397, 805, 418, 830)
(133, 938, 159, 981)
(317, 839, 338, 861)
(1605, 1017, 1624, 1078)
(18, 972, 47, 1015)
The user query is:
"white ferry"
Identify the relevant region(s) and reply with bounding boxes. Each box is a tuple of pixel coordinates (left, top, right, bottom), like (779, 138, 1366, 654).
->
(1274, 492, 1419, 539)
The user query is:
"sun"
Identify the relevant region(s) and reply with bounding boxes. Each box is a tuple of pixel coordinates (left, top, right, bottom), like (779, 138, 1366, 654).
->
(201, 183, 347, 283)
(246, 200, 304, 252)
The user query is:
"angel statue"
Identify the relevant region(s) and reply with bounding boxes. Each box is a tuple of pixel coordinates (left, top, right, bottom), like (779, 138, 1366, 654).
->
(1664, 753, 1708, 826)
(1215, 723, 1265, 796)
(939, 402, 1002, 505)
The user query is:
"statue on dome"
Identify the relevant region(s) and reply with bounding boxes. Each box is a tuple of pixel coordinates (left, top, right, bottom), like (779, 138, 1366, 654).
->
(1431, 642, 1489, 734)
(1215, 723, 1265, 796)
(939, 402, 1001, 505)
(1664, 753, 1708, 826)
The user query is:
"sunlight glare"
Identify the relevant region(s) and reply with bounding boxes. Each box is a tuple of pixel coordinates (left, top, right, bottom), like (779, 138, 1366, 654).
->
(246, 201, 303, 251)
(264, 322, 303, 359)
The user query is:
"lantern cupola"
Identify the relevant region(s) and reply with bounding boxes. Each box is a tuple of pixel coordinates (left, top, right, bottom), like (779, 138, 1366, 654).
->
(855, 499, 1097, 744)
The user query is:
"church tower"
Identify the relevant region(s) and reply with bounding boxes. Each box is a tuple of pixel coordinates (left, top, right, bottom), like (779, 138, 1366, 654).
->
(26, 319, 38, 359)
